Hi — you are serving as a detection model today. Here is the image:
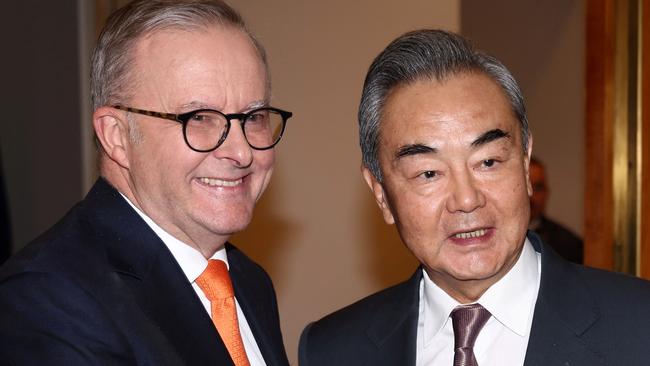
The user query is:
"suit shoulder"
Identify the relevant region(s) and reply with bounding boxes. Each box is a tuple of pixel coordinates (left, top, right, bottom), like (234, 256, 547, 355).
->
(0, 270, 130, 363)
(300, 274, 419, 366)
(0, 203, 102, 282)
(578, 265, 650, 301)
(305, 273, 418, 343)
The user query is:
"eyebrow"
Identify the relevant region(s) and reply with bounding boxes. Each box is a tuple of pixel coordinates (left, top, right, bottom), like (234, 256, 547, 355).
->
(395, 144, 437, 159)
(470, 128, 510, 147)
(179, 99, 269, 112)
(246, 99, 269, 110)
(393, 128, 511, 160)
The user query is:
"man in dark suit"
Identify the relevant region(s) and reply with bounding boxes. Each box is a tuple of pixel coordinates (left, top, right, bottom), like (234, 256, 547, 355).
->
(0, 1, 292, 365)
(299, 29, 650, 366)
(528, 157, 583, 264)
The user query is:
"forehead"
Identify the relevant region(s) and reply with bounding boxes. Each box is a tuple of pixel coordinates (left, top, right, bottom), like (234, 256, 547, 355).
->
(379, 72, 520, 150)
(129, 25, 267, 107)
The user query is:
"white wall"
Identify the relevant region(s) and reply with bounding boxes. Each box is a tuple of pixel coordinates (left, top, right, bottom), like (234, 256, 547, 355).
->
(230, 1, 460, 363)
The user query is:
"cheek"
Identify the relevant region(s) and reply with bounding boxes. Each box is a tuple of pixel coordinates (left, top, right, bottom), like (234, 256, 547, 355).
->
(498, 179, 532, 232)
(496, 173, 530, 204)
(253, 150, 275, 175)
(252, 150, 275, 193)
(392, 194, 445, 239)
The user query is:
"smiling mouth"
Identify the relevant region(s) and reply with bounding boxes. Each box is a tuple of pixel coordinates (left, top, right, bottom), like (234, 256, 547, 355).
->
(452, 228, 488, 239)
(198, 177, 243, 187)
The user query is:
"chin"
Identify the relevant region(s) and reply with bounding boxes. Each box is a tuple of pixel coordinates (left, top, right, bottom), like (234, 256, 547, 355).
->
(212, 215, 253, 235)
(449, 255, 504, 279)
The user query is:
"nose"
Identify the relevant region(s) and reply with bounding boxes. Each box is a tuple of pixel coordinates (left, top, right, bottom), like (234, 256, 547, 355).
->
(445, 168, 485, 213)
(212, 120, 253, 168)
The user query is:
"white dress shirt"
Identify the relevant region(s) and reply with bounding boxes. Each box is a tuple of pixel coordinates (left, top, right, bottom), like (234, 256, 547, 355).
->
(121, 194, 266, 366)
(416, 239, 541, 366)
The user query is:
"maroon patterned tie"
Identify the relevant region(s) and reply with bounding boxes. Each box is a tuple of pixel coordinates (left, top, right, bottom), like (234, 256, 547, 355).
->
(451, 304, 491, 366)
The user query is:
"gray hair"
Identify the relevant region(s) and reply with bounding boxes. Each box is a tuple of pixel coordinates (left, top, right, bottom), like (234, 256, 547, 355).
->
(359, 29, 529, 182)
(91, 0, 268, 111)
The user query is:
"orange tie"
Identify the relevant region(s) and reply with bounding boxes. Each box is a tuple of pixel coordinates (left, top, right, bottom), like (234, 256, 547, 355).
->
(196, 259, 251, 366)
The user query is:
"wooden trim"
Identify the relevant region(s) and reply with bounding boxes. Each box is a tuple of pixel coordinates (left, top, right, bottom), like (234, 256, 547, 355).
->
(584, 0, 616, 270)
(640, 0, 650, 278)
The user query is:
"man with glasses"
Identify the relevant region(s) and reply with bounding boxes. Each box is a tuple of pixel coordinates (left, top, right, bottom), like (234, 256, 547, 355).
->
(0, 1, 291, 365)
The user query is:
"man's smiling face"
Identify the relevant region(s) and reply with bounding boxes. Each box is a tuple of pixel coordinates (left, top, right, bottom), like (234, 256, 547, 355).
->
(119, 26, 274, 252)
(363, 71, 533, 302)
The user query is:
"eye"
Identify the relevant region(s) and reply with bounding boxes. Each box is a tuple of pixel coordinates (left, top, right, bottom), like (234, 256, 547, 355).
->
(246, 110, 268, 123)
(482, 159, 496, 168)
(419, 170, 438, 180)
(190, 112, 218, 123)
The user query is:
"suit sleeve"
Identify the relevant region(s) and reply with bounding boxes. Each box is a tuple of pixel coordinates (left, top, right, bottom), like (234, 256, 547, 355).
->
(0, 272, 132, 365)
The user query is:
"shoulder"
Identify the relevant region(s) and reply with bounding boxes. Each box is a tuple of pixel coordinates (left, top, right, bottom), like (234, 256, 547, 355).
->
(0, 199, 119, 325)
(540, 250, 650, 338)
(1, 202, 104, 284)
(576, 265, 650, 304)
(308, 274, 418, 333)
(0, 179, 133, 284)
(539, 241, 650, 307)
(0, 266, 131, 363)
(300, 272, 420, 364)
(569, 266, 650, 357)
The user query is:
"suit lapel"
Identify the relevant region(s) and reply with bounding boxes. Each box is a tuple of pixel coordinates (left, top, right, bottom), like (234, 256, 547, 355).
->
(524, 233, 605, 366)
(227, 244, 288, 366)
(85, 179, 234, 365)
(121, 249, 234, 366)
(363, 270, 421, 366)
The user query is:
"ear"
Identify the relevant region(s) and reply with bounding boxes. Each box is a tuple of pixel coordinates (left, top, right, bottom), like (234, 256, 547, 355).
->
(524, 134, 533, 197)
(361, 165, 395, 225)
(93, 106, 131, 169)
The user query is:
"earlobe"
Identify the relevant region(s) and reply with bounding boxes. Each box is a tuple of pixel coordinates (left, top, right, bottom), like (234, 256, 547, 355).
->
(93, 106, 131, 169)
(361, 166, 395, 225)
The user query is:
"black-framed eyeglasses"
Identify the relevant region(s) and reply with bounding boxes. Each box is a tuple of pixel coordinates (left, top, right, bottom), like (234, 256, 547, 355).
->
(113, 105, 293, 152)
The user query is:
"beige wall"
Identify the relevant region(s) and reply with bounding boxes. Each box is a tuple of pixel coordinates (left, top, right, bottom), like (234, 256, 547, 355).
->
(230, 0, 460, 363)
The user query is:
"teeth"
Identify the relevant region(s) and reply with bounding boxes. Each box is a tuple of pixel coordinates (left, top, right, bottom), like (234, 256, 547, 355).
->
(453, 229, 487, 239)
(199, 177, 242, 187)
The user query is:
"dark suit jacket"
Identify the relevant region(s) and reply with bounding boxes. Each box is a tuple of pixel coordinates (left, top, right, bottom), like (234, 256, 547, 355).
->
(299, 233, 650, 366)
(0, 178, 289, 366)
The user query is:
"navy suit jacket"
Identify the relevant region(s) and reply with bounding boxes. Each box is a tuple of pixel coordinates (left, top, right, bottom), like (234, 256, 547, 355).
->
(0, 178, 289, 366)
(299, 233, 650, 365)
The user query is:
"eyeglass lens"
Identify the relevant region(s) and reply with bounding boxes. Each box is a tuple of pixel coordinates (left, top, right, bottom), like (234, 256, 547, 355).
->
(185, 109, 284, 151)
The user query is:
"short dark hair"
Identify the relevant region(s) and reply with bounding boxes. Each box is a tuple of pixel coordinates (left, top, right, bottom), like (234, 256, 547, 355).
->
(358, 29, 529, 181)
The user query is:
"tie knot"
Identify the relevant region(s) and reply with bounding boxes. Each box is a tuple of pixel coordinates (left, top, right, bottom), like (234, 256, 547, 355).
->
(196, 259, 234, 301)
(451, 304, 491, 350)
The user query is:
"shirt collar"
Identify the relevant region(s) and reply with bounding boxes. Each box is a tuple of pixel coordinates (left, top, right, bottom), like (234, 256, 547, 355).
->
(421, 238, 539, 346)
(119, 193, 229, 283)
